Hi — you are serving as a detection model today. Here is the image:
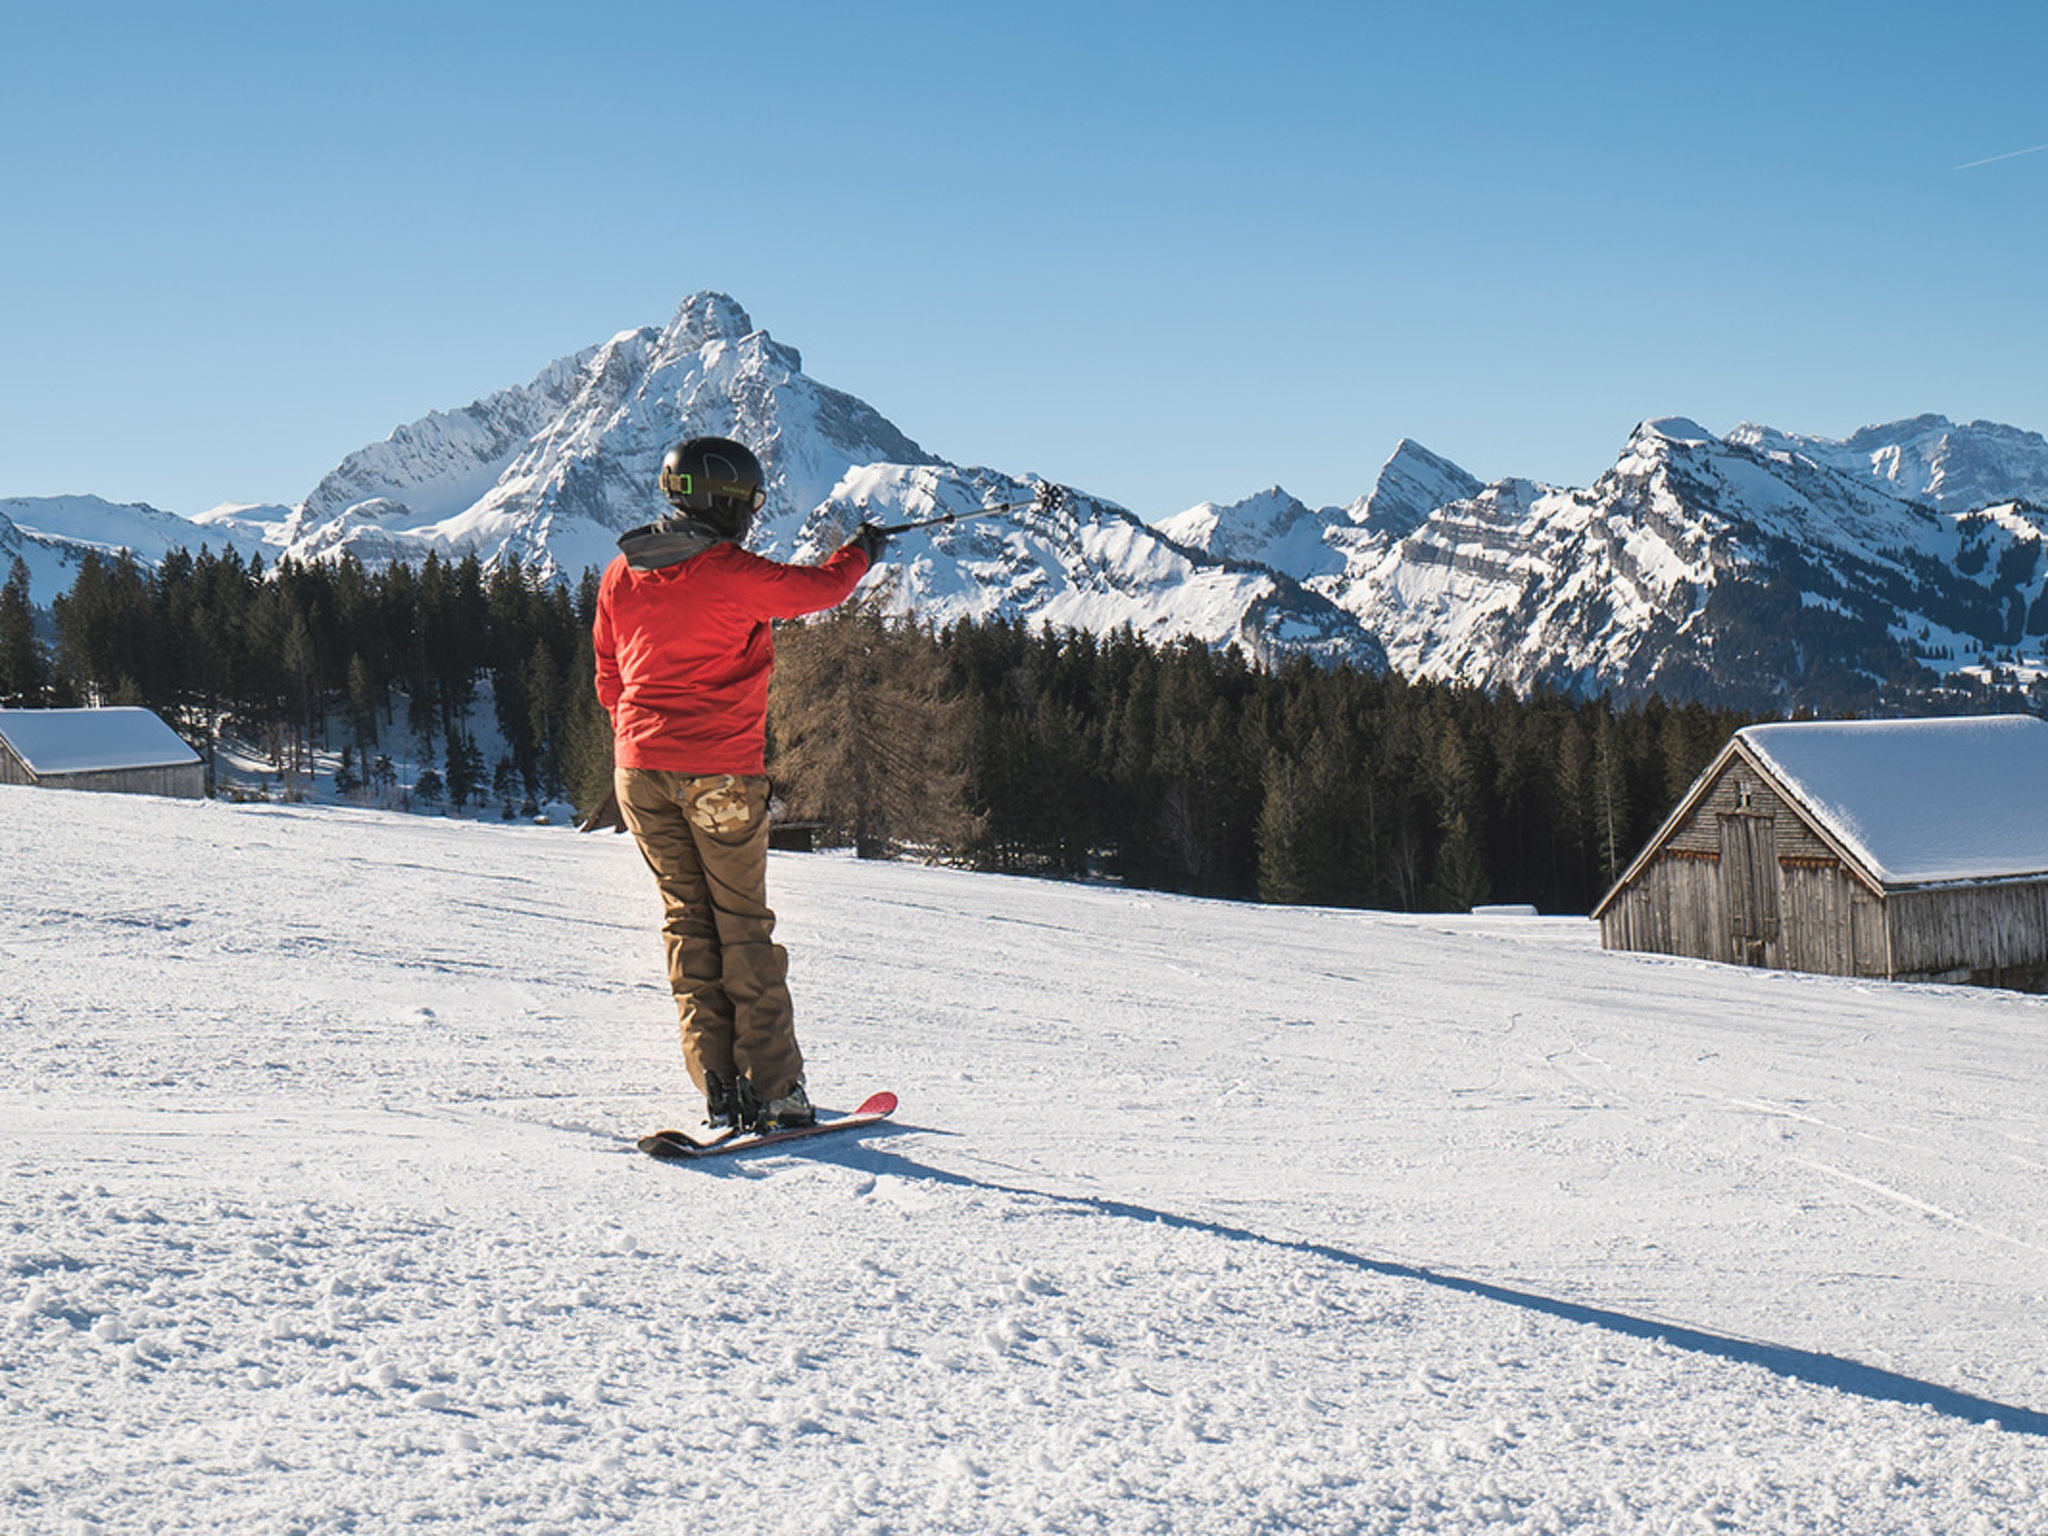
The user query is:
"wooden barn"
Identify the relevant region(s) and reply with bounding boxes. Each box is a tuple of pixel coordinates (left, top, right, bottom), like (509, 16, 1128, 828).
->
(1593, 715, 2048, 992)
(0, 707, 204, 799)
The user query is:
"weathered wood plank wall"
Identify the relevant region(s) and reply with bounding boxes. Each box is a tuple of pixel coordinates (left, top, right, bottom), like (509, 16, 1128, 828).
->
(1887, 882, 2048, 990)
(26, 764, 205, 799)
(1598, 853, 1724, 962)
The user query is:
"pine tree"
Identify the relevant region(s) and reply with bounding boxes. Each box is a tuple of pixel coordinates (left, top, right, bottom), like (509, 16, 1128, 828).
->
(769, 586, 978, 859)
(444, 728, 486, 812)
(334, 744, 360, 800)
(1591, 703, 1631, 887)
(560, 649, 615, 821)
(0, 556, 47, 707)
(281, 611, 320, 790)
(346, 653, 381, 752)
(1255, 748, 1317, 903)
(522, 638, 565, 801)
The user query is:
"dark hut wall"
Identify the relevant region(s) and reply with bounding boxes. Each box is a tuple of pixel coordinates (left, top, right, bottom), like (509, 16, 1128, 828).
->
(46, 765, 204, 798)
(1886, 880, 2048, 990)
(0, 758, 205, 798)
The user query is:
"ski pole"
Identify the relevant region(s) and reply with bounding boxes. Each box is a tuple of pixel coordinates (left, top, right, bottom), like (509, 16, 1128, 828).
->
(871, 482, 1068, 536)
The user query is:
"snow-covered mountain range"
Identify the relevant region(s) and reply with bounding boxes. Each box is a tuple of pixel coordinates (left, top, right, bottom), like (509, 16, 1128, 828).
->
(8, 292, 2048, 706)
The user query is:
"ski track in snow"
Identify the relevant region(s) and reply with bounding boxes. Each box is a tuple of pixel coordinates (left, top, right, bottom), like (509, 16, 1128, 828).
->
(5, 786, 2048, 1534)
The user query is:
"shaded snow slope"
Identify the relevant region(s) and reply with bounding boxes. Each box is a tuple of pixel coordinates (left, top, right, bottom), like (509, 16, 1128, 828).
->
(5, 788, 2048, 1533)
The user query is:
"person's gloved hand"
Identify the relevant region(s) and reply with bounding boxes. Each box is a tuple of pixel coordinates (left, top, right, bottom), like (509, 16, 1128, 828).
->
(845, 522, 890, 565)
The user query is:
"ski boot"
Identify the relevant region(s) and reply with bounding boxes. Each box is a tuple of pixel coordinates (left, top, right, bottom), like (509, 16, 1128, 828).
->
(749, 1078, 816, 1134)
(703, 1073, 741, 1131)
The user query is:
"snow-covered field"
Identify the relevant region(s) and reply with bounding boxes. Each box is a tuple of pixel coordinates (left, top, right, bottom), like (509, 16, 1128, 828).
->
(5, 785, 2048, 1534)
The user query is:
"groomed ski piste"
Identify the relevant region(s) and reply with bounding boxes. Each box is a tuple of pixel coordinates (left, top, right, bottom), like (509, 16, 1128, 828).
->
(5, 785, 2048, 1534)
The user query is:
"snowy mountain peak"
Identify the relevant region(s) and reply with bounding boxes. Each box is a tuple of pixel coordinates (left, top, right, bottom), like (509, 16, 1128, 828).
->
(264, 293, 939, 579)
(1154, 487, 1315, 562)
(1635, 416, 1716, 448)
(1344, 439, 1484, 540)
(662, 291, 756, 352)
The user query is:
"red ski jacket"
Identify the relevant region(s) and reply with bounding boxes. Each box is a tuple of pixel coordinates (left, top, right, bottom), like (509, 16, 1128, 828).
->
(593, 538, 871, 775)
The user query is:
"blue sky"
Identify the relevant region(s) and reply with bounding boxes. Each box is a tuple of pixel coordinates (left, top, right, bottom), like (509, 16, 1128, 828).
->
(4, 0, 2045, 519)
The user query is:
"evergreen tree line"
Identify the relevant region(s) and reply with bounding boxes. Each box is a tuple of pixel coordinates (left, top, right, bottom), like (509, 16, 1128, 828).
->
(2, 548, 615, 815)
(769, 594, 1756, 915)
(7, 548, 1755, 911)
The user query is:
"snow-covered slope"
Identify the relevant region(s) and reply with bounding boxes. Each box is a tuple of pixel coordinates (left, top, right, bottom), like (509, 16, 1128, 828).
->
(6, 787, 2048, 1533)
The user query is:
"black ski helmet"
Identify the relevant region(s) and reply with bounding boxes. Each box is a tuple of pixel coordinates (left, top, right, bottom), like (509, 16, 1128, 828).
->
(658, 436, 767, 538)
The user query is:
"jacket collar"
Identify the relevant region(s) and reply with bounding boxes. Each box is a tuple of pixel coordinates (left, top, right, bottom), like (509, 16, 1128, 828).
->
(616, 515, 733, 571)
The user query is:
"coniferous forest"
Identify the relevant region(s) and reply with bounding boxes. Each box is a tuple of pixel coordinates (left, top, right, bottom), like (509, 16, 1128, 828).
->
(3, 548, 1757, 915)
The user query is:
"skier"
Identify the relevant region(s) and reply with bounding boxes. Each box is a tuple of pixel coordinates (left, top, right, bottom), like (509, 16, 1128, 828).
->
(593, 435, 886, 1133)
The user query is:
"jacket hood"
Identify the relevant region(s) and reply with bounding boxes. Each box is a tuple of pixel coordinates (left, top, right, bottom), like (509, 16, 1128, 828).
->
(616, 516, 734, 571)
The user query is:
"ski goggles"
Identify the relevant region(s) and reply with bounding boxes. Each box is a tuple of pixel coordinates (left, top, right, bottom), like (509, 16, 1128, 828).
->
(659, 468, 767, 511)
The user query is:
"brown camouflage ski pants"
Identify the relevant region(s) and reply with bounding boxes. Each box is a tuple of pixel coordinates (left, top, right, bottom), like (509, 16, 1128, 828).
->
(614, 768, 804, 1102)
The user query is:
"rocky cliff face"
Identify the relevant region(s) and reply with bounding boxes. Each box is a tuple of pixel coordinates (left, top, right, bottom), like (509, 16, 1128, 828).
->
(1339, 418, 2046, 708)
(1728, 414, 2048, 511)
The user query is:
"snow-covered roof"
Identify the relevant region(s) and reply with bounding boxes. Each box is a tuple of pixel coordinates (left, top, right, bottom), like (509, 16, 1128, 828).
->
(0, 707, 201, 776)
(1737, 715, 2048, 887)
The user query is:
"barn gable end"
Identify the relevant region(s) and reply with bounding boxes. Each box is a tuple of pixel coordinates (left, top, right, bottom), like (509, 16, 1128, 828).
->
(1594, 740, 1887, 978)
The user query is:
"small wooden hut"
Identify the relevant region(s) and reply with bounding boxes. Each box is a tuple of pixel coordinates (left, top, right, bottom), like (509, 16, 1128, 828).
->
(1593, 715, 2048, 992)
(0, 707, 204, 799)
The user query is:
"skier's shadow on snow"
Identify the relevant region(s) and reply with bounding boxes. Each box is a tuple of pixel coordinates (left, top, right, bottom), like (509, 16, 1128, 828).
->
(820, 1131, 2048, 1439)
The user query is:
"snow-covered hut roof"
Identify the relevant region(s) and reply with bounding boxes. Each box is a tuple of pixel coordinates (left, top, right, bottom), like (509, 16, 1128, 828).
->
(1735, 715, 2048, 887)
(0, 707, 201, 776)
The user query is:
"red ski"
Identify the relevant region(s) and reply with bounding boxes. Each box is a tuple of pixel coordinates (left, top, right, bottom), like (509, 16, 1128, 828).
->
(637, 1092, 897, 1160)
